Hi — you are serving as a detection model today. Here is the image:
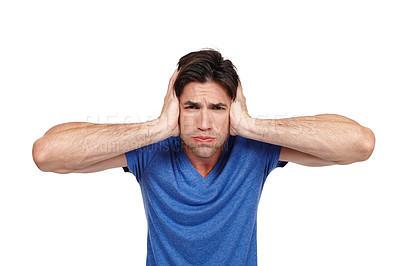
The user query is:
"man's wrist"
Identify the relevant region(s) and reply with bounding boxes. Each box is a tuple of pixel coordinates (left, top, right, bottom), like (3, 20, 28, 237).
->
(127, 118, 171, 148)
(235, 115, 255, 138)
(156, 115, 178, 139)
(240, 117, 276, 143)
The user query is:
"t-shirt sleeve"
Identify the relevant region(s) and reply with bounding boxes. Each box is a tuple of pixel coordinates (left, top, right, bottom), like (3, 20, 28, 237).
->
(124, 142, 161, 183)
(244, 136, 287, 179)
(261, 142, 286, 175)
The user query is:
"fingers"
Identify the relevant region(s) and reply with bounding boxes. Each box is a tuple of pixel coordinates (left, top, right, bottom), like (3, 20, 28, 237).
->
(238, 80, 244, 94)
(169, 69, 179, 85)
(234, 80, 245, 101)
(167, 69, 179, 96)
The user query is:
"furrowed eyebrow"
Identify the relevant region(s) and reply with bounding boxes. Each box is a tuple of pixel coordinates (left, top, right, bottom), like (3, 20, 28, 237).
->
(182, 101, 228, 108)
(183, 101, 201, 106)
(209, 103, 228, 108)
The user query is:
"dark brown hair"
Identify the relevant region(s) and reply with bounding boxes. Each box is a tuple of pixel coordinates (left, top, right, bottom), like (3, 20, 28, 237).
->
(174, 49, 239, 101)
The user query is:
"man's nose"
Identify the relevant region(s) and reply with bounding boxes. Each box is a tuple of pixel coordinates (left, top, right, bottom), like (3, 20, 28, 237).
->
(198, 108, 212, 131)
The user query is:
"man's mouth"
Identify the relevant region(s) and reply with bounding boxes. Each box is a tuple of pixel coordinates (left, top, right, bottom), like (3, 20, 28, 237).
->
(192, 136, 216, 143)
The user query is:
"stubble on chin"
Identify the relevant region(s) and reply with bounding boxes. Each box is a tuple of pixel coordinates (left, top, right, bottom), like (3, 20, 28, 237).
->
(190, 145, 220, 158)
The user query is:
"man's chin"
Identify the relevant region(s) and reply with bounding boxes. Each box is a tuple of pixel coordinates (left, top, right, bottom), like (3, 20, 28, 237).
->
(184, 141, 221, 158)
(191, 147, 219, 158)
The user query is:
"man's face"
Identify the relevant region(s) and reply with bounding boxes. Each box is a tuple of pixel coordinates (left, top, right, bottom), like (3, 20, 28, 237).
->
(179, 81, 231, 159)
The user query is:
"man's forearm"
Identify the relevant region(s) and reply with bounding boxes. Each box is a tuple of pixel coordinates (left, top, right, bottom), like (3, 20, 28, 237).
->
(33, 118, 170, 172)
(239, 114, 375, 164)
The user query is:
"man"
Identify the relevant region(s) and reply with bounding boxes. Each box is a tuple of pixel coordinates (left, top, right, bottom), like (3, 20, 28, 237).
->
(32, 49, 375, 265)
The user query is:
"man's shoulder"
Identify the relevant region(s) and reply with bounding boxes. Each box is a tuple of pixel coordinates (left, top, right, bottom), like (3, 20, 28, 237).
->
(124, 136, 180, 176)
(229, 135, 270, 148)
(228, 135, 282, 157)
(224, 135, 261, 156)
(228, 135, 287, 169)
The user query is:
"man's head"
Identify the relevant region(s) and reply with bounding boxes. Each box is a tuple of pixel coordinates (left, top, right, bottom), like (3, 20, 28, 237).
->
(174, 49, 240, 159)
(174, 49, 239, 101)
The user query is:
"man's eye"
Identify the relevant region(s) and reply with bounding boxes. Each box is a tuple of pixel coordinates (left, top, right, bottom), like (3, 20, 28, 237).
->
(185, 106, 197, 110)
(213, 106, 225, 110)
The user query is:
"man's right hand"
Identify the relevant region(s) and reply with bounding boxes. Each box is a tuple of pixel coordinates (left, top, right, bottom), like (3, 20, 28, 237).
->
(159, 69, 180, 137)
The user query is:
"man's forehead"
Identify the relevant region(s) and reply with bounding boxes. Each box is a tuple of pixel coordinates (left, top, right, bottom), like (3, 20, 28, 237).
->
(179, 81, 231, 103)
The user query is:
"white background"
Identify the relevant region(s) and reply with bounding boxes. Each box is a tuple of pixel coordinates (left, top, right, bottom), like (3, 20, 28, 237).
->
(1, 0, 399, 265)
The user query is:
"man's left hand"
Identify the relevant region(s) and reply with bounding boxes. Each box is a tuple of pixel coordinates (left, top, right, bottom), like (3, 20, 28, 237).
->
(230, 82, 252, 136)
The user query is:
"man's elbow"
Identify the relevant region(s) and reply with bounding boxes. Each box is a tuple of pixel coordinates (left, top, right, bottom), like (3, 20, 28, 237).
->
(358, 127, 375, 162)
(32, 138, 72, 174)
(32, 138, 48, 171)
(336, 126, 375, 165)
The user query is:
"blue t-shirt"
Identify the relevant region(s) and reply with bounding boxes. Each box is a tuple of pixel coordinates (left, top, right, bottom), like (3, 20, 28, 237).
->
(125, 136, 285, 265)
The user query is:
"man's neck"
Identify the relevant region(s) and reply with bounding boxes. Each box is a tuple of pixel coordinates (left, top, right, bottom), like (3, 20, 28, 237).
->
(182, 143, 224, 178)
